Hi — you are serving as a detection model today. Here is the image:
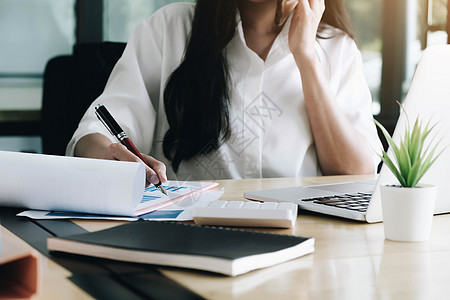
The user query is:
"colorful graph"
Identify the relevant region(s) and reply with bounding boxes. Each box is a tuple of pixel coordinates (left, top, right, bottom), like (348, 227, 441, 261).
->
(141, 185, 190, 204)
(145, 185, 188, 193)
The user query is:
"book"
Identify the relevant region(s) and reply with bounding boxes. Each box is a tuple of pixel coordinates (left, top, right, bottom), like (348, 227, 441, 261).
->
(47, 221, 314, 276)
(0, 151, 218, 217)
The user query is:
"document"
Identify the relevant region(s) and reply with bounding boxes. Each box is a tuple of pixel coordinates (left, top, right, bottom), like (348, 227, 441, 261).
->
(18, 189, 224, 221)
(0, 151, 218, 217)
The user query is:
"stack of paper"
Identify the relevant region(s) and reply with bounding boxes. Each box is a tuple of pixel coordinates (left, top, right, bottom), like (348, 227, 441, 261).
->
(0, 151, 219, 220)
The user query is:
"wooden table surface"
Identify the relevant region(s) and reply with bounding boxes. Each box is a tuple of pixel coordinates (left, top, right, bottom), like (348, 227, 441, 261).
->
(3, 175, 450, 299)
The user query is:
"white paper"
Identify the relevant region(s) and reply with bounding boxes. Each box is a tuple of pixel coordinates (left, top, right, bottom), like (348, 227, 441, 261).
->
(17, 189, 224, 221)
(138, 188, 224, 220)
(0, 151, 145, 216)
(133, 180, 219, 216)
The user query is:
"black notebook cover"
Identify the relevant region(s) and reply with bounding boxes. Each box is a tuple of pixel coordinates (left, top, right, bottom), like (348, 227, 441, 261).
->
(47, 221, 314, 276)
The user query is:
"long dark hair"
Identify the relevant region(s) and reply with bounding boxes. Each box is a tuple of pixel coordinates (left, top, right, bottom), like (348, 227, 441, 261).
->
(163, 0, 355, 172)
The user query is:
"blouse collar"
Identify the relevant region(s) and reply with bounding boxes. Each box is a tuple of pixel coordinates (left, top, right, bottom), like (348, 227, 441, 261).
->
(233, 10, 321, 62)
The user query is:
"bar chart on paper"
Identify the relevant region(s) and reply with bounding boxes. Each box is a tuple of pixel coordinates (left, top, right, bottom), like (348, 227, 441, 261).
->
(141, 185, 189, 203)
(132, 181, 219, 216)
(17, 180, 221, 221)
(138, 185, 191, 219)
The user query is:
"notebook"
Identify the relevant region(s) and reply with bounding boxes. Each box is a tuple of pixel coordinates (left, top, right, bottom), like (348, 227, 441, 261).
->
(244, 45, 450, 223)
(47, 221, 314, 276)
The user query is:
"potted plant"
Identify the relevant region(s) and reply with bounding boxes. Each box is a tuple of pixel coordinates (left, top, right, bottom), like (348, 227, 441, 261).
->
(375, 102, 445, 242)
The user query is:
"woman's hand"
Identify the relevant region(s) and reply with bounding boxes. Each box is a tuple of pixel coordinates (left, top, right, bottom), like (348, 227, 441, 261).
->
(288, 0, 325, 62)
(103, 143, 167, 188)
(75, 133, 167, 188)
(275, 0, 299, 26)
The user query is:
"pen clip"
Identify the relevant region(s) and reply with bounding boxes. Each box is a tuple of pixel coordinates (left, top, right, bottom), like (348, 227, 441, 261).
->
(95, 105, 116, 138)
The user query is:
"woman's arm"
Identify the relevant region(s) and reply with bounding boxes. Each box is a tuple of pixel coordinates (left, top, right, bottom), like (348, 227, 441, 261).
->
(68, 7, 182, 185)
(74, 133, 111, 159)
(296, 55, 374, 175)
(75, 133, 167, 187)
(289, 0, 374, 175)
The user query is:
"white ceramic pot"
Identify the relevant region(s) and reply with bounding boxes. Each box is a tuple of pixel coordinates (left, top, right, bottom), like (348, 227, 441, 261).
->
(380, 184, 437, 242)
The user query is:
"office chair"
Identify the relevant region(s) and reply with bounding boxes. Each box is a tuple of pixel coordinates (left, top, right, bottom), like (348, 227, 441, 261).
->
(41, 42, 126, 155)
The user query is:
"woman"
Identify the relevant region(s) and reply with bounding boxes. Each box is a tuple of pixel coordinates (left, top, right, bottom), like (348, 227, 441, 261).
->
(68, 0, 381, 186)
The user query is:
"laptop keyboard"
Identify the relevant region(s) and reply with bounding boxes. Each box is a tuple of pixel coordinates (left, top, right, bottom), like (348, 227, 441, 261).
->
(301, 192, 372, 212)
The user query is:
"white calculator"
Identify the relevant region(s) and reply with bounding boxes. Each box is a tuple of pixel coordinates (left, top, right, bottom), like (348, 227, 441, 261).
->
(192, 200, 298, 228)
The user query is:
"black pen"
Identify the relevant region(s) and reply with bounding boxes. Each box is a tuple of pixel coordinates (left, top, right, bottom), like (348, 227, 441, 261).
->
(94, 104, 168, 196)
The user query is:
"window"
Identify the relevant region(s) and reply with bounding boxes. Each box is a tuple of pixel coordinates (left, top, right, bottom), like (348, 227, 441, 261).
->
(0, 0, 75, 76)
(103, 0, 194, 42)
(0, 0, 75, 152)
(346, 0, 383, 115)
(418, 0, 449, 48)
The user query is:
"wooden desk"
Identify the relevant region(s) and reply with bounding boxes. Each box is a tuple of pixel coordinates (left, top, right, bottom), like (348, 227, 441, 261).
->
(3, 175, 450, 299)
(1, 226, 90, 299)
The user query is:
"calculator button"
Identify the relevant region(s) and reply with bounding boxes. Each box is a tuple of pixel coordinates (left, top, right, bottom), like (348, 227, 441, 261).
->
(225, 201, 243, 208)
(242, 202, 260, 209)
(208, 201, 226, 208)
(278, 203, 296, 209)
(260, 202, 277, 209)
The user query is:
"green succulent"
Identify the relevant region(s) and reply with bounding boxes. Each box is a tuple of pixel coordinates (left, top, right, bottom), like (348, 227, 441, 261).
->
(374, 102, 445, 188)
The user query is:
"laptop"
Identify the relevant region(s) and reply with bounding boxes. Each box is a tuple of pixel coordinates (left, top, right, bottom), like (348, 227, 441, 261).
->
(244, 45, 450, 223)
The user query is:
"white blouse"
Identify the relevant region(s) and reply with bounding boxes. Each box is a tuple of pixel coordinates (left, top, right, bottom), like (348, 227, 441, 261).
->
(67, 2, 381, 181)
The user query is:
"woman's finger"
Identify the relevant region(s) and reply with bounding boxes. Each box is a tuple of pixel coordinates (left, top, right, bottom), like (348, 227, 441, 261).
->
(275, 0, 299, 26)
(103, 143, 139, 162)
(144, 155, 168, 183)
(309, 0, 325, 14)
